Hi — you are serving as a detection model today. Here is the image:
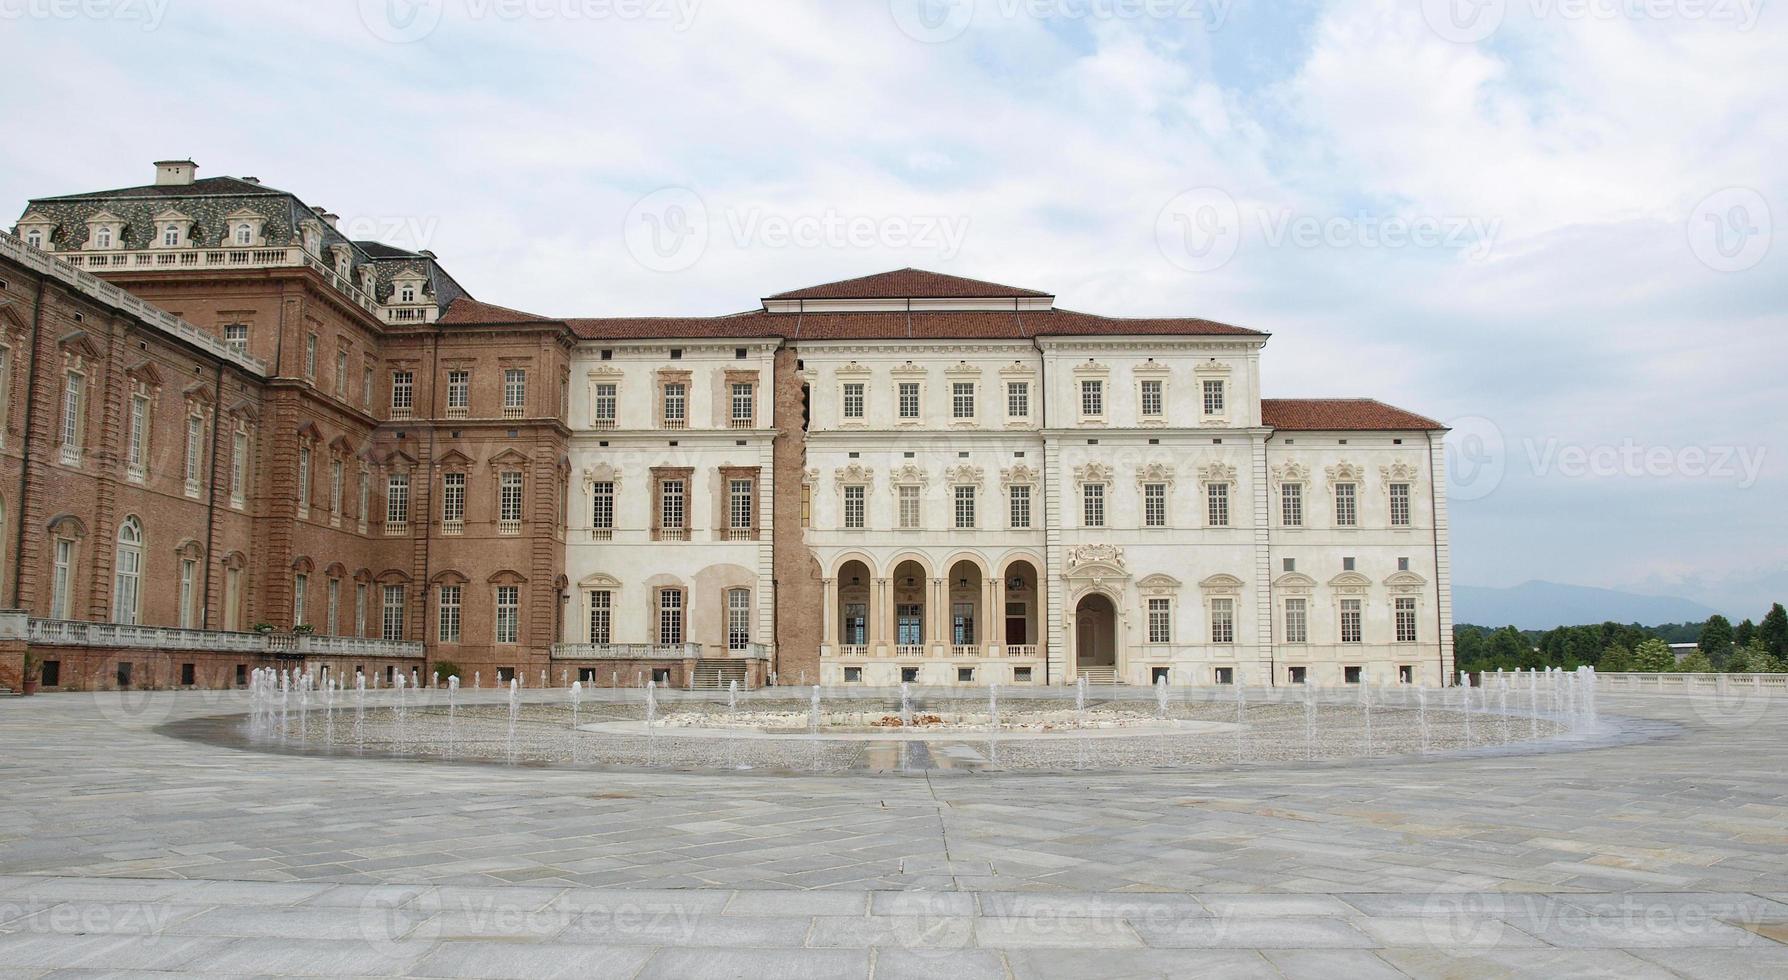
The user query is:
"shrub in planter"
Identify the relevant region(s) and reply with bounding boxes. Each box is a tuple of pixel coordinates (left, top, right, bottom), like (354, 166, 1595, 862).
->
(20, 653, 41, 696)
(431, 660, 463, 685)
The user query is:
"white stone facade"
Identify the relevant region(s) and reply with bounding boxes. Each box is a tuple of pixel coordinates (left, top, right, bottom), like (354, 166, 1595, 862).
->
(559, 270, 1453, 687)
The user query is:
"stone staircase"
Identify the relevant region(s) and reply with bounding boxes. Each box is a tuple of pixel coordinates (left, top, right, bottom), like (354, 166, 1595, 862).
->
(690, 661, 750, 691)
(1077, 667, 1120, 686)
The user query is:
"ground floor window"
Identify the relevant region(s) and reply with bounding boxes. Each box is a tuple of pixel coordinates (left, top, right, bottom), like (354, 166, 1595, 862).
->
(897, 604, 923, 646)
(842, 603, 867, 645)
(658, 589, 683, 645)
(1287, 665, 1307, 684)
(1151, 666, 1170, 685)
(901, 666, 918, 683)
(1014, 666, 1033, 683)
(1213, 666, 1233, 685)
(1344, 665, 1363, 684)
(844, 666, 863, 683)
(1398, 664, 1414, 684)
(181, 663, 195, 686)
(951, 602, 974, 646)
(43, 660, 61, 686)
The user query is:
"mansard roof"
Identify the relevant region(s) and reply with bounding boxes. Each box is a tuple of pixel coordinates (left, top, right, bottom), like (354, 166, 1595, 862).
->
(1262, 398, 1445, 432)
(765, 268, 1052, 301)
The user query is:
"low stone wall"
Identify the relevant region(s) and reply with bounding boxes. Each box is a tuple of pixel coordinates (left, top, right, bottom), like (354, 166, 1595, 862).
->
(20, 645, 426, 692)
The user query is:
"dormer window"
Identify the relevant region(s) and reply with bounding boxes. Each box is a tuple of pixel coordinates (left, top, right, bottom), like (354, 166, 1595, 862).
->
(162, 224, 180, 247)
(400, 284, 417, 303)
(96, 228, 113, 249)
(234, 223, 253, 246)
(24, 229, 42, 248)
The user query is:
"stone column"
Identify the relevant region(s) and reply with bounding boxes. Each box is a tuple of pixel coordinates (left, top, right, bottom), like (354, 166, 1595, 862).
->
(929, 577, 947, 650)
(820, 577, 835, 653)
(872, 577, 888, 654)
(982, 576, 999, 654)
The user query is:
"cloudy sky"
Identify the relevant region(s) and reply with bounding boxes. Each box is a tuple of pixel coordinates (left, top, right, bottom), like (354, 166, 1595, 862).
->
(4, 0, 1783, 616)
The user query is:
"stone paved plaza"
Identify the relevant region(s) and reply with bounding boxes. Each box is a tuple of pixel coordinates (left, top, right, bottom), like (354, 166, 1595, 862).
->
(2, 688, 1787, 977)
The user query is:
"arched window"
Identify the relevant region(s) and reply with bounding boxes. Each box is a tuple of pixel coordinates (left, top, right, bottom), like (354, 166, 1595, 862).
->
(234, 223, 252, 246)
(113, 517, 143, 625)
(162, 225, 179, 247)
(96, 227, 113, 249)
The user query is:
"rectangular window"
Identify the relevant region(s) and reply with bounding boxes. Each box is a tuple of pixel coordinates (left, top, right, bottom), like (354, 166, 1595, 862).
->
(588, 590, 612, 644)
(1210, 598, 1234, 644)
(326, 578, 340, 635)
(503, 368, 526, 414)
(843, 485, 866, 529)
(1285, 598, 1308, 643)
(662, 382, 687, 426)
(184, 415, 204, 494)
(658, 589, 683, 645)
(304, 333, 317, 379)
(446, 370, 469, 412)
(231, 430, 249, 507)
(1340, 598, 1363, 643)
(390, 370, 413, 415)
(127, 394, 148, 479)
(1140, 379, 1163, 417)
(728, 478, 753, 531)
(51, 539, 73, 619)
(1009, 484, 1031, 529)
(362, 367, 373, 406)
(897, 381, 920, 419)
(1335, 483, 1358, 527)
(495, 585, 519, 643)
(386, 473, 409, 526)
(1145, 483, 1167, 527)
(730, 383, 753, 425)
(842, 382, 865, 420)
(499, 471, 524, 524)
(898, 484, 921, 529)
(178, 559, 197, 629)
(593, 382, 617, 425)
(224, 323, 248, 355)
(357, 471, 370, 529)
(355, 582, 368, 636)
(1203, 379, 1225, 415)
(297, 446, 311, 510)
(1282, 483, 1303, 527)
(952, 381, 975, 419)
(1396, 597, 1418, 643)
(1148, 598, 1171, 644)
(727, 589, 751, 649)
(1083, 483, 1105, 527)
(1389, 483, 1411, 526)
(897, 603, 923, 646)
(1007, 380, 1029, 419)
(590, 481, 614, 530)
(382, 585, 405, 641)
(442, 472, 466, 528)
(61, 372, 84, 457)
(843, 602, 868, 645)
(661, 479, 686, 530)
(329, 459, 343, 517)
(954, 485, 976, 529)
(438, 585, 462, 643)
(1207, 483, 1230, 527)
(335, 350, 348, 397)
(293, 573, 308, 626)
(1080, 379, 1103, 418)
(952, 601, 975, 645)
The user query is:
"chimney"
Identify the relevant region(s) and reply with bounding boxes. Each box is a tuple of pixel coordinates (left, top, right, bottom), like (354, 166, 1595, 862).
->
(310, 205, 339, 230)
(241, 176, 261, 185)
(154, 160, 197, 186)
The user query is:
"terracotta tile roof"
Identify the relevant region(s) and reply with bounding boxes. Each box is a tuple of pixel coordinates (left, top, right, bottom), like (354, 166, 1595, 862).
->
(438, 298, 558, 325)
(1035, 309, 1265, 338)
(766, 268, 1052, 300)
(1262, 398, 1445, 431)
(566, 311, 780, 339)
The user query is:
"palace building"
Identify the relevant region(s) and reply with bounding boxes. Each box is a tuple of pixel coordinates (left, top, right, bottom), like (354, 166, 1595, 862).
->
(0, 163, 1453, 691)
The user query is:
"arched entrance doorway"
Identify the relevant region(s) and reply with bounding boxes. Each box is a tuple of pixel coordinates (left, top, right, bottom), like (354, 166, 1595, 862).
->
(1074, 592, 1118, 670)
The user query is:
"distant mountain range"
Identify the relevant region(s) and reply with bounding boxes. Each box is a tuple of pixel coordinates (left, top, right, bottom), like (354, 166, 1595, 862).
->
(1455, 581, 1720, 631)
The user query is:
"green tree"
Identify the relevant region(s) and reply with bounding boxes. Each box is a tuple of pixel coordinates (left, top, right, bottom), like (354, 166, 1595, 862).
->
(1699, 615, 1734, 657)
(1761, 603, 1788, 659)
(1678, 650, 1714, 673)
(1488, 626, 1529, 669)
(1734, 619, 1757, 649)
(1600, 644, 1633, 672)
(1631, 637, 1677, 672)
(1729, 640, 1785, 674)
